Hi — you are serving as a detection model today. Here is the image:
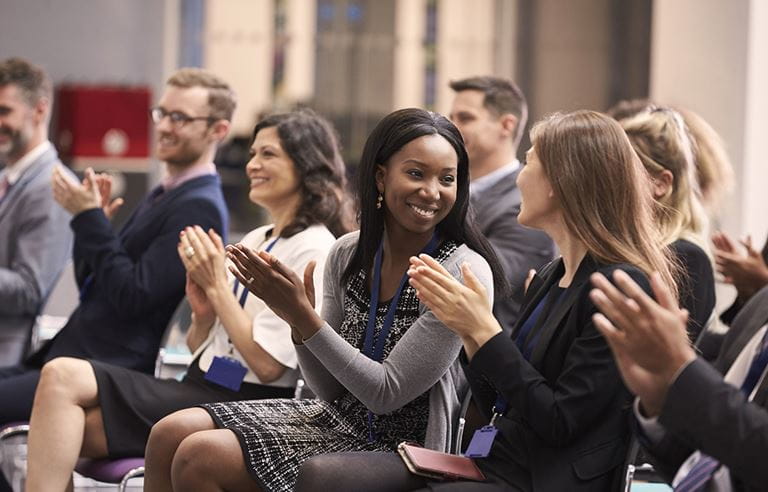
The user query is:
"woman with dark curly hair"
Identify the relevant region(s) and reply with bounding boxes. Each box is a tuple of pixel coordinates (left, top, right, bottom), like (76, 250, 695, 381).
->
(24, 109, 353, 490)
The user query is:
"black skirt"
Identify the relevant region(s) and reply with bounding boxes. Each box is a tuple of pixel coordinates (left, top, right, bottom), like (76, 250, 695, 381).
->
(90, 357, 295, 457)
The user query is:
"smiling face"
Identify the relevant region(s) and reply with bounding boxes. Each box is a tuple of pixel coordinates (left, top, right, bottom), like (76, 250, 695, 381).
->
(246, 126, 300, 210)
(153, 85, 216, 166)
(0, 84, 40, 163)
(375, 134, 458, 237)
(517, 146, 558, 229)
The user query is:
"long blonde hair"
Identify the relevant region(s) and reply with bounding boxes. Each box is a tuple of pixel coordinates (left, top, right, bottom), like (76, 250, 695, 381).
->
(531, 110, 678, 298)
(619, 107, 710, 253)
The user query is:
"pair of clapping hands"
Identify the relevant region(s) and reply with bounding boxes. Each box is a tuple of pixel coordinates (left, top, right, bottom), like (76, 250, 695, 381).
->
(52, 166, 124, 218)
(712, 231, 768, 301)
(177, 226, 323, 339)
(409, 256, 697, 419)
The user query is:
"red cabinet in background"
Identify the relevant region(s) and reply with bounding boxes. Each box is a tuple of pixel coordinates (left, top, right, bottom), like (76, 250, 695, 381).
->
(55, 85, 151, 171)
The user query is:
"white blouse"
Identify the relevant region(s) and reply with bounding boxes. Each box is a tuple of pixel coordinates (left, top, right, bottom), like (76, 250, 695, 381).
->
(195, 223, 336, 387)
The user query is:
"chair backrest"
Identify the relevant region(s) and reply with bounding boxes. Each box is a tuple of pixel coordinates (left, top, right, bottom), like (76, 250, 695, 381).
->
(154, 297, 193, 379)
(28, 260, 78, 354)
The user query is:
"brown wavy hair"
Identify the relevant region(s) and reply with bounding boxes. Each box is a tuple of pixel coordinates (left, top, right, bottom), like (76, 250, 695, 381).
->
(253, 109, 355, 238)
(530, 110, 678, 298)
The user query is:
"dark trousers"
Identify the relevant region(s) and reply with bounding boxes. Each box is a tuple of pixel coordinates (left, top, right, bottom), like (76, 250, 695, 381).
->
(0, 364, 42, 492)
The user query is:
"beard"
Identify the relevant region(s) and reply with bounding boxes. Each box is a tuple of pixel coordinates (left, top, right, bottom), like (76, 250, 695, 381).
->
(0, 126, 28, 163)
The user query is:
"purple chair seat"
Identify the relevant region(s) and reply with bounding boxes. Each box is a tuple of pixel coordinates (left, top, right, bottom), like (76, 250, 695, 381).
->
(75, 457, 145, 484)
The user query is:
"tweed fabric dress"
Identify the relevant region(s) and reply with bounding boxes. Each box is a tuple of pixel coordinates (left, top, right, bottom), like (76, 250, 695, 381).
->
(201, 240, 459, 492)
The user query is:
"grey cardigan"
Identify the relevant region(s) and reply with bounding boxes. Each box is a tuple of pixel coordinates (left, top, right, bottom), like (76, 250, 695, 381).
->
(295, 231, 494, 452)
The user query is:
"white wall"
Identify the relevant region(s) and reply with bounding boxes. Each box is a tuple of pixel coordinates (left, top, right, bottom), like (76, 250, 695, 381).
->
(651, 0, 767, 245)
(0, 0, 172, 101)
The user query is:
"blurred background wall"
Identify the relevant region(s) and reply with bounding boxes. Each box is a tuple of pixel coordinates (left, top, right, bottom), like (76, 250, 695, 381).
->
(1, 0, 766, 243)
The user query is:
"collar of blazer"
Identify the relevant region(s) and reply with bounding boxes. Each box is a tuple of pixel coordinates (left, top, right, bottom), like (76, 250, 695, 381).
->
(0, 146, 58, 220)
(715, 286, 768, 375)
(512, 253, 601, 367)
(118, 173, 221, 238)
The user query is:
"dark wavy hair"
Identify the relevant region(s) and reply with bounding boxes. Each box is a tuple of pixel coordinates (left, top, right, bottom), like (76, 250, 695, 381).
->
(253, 109, 355, 238)
(342, 108, 507, 294)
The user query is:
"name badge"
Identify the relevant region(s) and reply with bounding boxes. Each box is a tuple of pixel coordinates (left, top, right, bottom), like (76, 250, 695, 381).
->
(204, 356, 247, 391)
(464, 425, 498, 458)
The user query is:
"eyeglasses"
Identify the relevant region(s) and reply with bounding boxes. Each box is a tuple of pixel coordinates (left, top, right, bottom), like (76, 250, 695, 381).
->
(150, 107, 215, 128)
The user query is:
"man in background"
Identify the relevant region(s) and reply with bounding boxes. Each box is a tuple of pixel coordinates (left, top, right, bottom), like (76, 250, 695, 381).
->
(449, 76, 555, 330)
(0, 58, 73, 366)
(0, 67, 233, 436)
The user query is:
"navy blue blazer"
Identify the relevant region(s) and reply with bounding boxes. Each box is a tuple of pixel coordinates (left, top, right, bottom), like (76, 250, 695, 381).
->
(462, 254, 651, 491)
(29, 174, 228, 374)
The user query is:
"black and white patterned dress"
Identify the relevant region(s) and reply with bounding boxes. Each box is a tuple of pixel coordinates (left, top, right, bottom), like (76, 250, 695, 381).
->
(201, 240, 459, 492)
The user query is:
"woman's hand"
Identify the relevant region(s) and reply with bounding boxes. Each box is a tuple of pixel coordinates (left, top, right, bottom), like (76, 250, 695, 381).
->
(185, 273, 216, 325)
(177, 226, 229, 295)
(226, 243, 322, 338)
(407, 254, 501, 353)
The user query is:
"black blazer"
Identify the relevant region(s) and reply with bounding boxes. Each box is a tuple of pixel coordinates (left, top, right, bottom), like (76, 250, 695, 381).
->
(462, 254, 650, 491)
(645, 285, 768, 492)
(28, 174, 228, 374)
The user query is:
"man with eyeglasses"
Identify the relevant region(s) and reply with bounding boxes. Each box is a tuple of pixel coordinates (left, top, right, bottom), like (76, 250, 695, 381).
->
(0, 68, 233, 455)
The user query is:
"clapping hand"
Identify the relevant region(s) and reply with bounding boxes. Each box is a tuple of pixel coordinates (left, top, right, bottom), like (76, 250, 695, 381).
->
(407, 254, 500, 355)
(589, 270, 696, 417)
(225, 243, 321, 337)
(52, 166, 102, 215)
(94, 172, 124, 219)
(712, 231, 768, 300)
(177, 226, 229, 293)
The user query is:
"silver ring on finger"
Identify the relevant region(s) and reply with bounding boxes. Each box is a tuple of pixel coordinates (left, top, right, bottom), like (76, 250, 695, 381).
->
(184, 246, 195, 259)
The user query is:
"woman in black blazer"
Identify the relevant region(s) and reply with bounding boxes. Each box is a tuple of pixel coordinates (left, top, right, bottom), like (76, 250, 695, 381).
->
(295, 110, 679, 491)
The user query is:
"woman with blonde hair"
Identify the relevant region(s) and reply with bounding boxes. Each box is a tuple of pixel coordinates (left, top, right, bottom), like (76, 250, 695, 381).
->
(294, 110, 677, 491)
(619, 107, 715, 341)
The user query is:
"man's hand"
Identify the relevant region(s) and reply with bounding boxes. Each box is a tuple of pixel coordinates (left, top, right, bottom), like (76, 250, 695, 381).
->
(589, 270, 696, 417)
(713, 231, 768, 301)
(94, 172, 124, 220)
(52, 166, 102, 216)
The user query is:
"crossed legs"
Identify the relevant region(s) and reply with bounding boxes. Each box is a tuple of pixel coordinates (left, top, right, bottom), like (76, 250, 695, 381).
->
(144, 408, 258, 492)
(25, 357, 108, 492)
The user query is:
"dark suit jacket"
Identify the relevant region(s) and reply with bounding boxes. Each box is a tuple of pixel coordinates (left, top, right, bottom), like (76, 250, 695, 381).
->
(470, 169, 555, 332)
(0, 146, 73, 365)
(463, 255, 650, 491)
(646, 285, 768, 492)
(28, 174, 228, 374)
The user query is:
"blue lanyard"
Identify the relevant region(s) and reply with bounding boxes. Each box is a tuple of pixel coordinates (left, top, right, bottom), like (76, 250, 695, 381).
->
(231, 237, 279, 307)
(364, 233, 440, 441)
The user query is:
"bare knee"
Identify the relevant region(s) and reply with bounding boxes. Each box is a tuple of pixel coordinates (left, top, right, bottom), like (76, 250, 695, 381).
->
(37, 357, 98, 406)
(146, 408, 214, 462)
(170, 433, 210, 486)
(170, 430, 251, 491)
